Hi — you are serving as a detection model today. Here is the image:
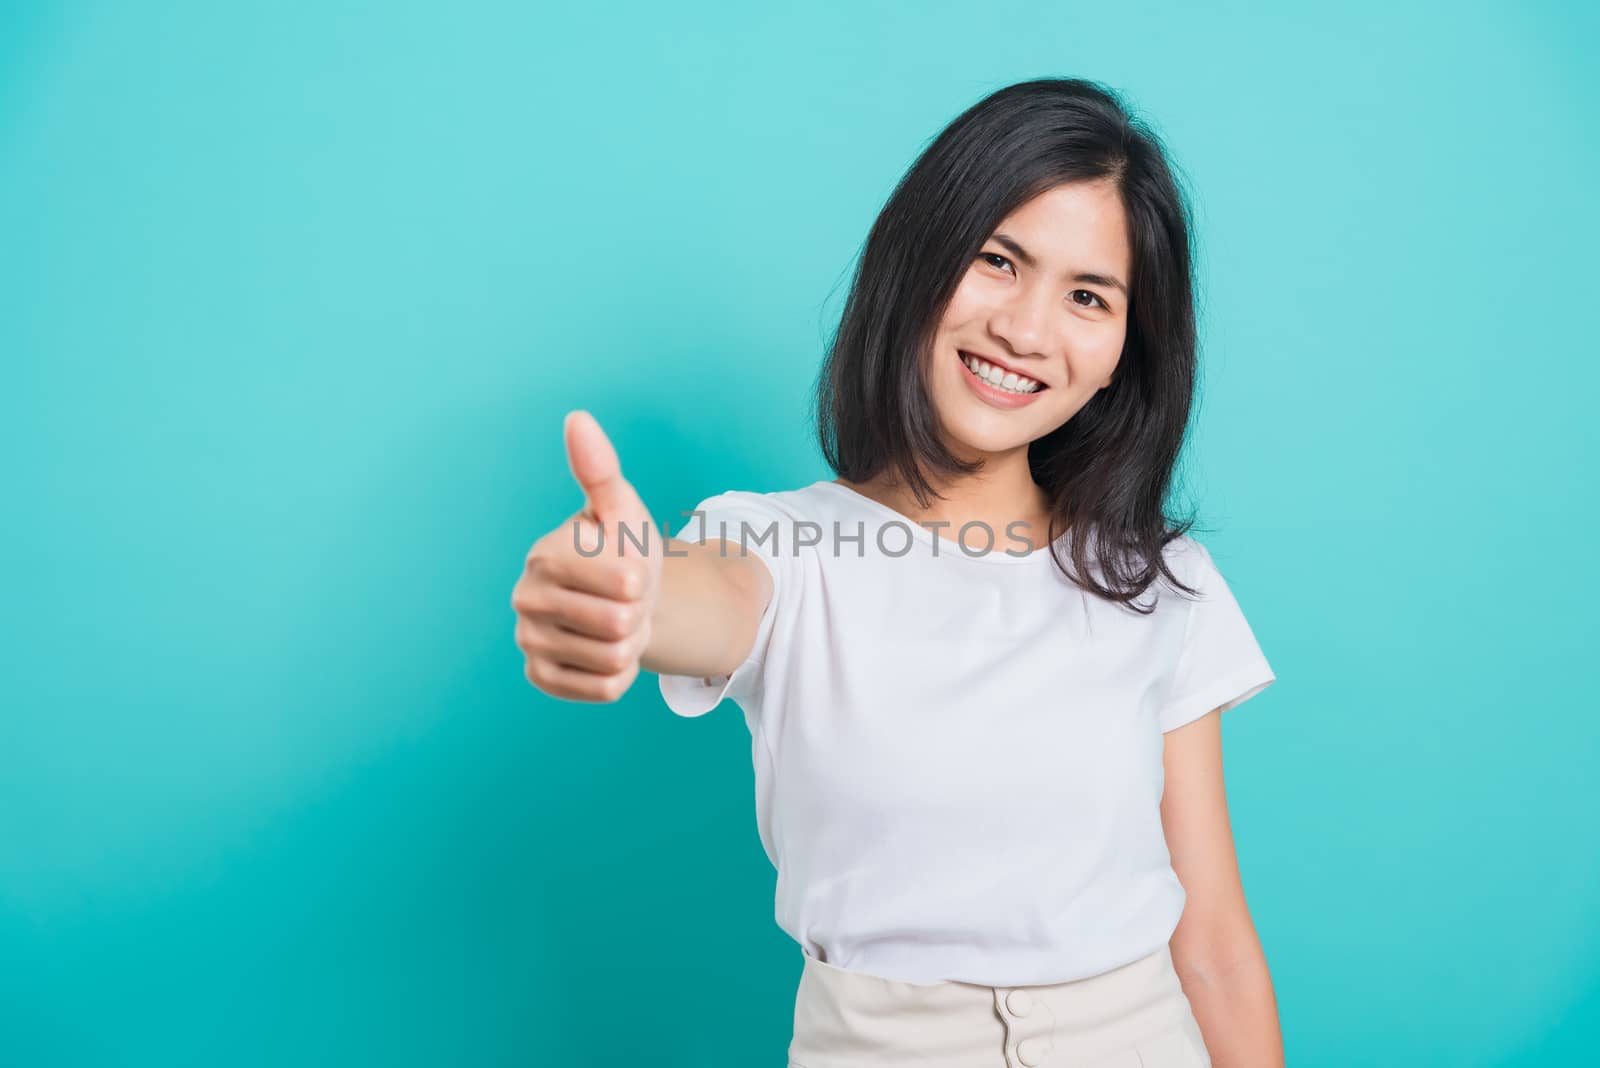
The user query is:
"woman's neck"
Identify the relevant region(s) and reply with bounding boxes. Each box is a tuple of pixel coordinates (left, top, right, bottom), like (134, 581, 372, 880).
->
(835, 459, 1056, 551)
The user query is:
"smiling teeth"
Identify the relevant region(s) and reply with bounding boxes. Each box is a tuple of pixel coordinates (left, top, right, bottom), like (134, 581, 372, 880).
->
(962, 353, 1042, 394)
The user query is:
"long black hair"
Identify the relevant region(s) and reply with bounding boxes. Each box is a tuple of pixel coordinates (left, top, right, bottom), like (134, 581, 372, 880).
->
(813, 77, 1206, 611)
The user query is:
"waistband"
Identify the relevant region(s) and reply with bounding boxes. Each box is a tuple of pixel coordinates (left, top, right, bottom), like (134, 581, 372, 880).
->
(789, 944, 1205, 1068)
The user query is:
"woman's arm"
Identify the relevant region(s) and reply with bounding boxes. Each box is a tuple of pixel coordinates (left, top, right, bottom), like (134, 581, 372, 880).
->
(1161, 709, 1286, 1067)
(640, 537, 772, 680)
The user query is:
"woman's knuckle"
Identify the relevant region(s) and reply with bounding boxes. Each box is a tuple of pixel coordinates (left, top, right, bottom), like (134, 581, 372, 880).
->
(605, 643, 635, 673)
(519, 623, 544, 653)
(525, 550, 562, 582)
(523, 659, 545, 688)
(618, 566, 644, 601)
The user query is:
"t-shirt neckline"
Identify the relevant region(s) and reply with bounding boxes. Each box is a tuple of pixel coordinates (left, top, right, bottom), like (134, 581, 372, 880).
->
(810, 479, 1068, 566)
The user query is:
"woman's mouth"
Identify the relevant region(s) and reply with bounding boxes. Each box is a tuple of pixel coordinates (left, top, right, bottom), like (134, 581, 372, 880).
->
(958, 350, 1048, 408)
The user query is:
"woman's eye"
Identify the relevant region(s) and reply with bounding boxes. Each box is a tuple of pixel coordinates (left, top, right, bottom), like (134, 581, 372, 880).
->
(980, 256, 1108, 311)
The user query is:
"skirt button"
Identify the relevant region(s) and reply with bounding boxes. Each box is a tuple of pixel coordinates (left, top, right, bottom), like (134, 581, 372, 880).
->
(1016, 1035, 1051, 1066)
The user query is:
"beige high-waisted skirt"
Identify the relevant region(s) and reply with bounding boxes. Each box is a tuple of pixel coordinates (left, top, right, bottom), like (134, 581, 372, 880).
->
(788, 944, 1211, 1068)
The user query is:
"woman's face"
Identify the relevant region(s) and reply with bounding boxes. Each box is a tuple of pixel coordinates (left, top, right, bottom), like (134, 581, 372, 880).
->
(927, 179, 1133, 464)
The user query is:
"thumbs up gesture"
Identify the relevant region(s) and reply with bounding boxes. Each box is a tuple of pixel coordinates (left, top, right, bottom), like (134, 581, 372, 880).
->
(512, 411, 664, 702)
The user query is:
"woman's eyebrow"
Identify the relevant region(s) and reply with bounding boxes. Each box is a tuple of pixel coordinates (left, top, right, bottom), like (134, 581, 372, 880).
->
(991, 232, 1128, 297)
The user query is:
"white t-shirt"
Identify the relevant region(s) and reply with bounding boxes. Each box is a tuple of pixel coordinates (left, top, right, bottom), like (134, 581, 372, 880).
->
(657, 479, 1276, 986)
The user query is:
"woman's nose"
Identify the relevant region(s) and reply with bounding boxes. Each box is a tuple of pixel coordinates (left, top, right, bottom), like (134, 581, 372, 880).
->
(989, 286, 1054, 357)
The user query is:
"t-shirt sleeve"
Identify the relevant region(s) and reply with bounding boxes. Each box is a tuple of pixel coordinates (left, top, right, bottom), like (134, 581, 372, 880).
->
(656, 491, 794, 719)
(1158, 539, 1277, 733)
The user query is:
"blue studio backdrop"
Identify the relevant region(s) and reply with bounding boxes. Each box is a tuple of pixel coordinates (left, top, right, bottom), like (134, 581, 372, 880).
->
(3, 2, 1596, 1065)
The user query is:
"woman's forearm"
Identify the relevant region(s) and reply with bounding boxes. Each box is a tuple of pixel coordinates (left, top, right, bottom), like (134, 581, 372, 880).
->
(1177, 945, 1285, 1067)
(641, 537, 770, 679)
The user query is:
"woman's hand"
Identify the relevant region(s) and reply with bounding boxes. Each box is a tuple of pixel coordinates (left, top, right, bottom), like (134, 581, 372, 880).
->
(511, 411, 663, 703)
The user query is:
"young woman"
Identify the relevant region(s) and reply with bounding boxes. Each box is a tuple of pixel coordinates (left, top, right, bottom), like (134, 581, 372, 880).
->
(514, 78, 1284, 1067)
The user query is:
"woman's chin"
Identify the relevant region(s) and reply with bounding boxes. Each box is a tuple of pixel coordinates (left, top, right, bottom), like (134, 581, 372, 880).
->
(939, 425, 1035, 463)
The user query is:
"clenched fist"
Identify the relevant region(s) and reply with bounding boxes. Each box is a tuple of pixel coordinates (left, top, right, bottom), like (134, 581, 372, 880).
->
(511, 410, 664, 702)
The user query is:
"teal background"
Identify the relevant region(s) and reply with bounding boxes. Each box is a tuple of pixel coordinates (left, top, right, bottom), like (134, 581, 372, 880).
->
(3, 1, 1595, 1064)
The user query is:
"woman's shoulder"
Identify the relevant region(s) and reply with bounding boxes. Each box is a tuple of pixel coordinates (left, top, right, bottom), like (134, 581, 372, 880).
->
(1160, 531, 1210, 567)
(691, 480, 846, 518)
(1156, 530, 1258, 604)
(672, 481, 839, 544)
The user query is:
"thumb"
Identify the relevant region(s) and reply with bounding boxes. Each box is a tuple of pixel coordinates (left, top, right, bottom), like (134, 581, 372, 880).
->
(563, 410, 652, 531)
